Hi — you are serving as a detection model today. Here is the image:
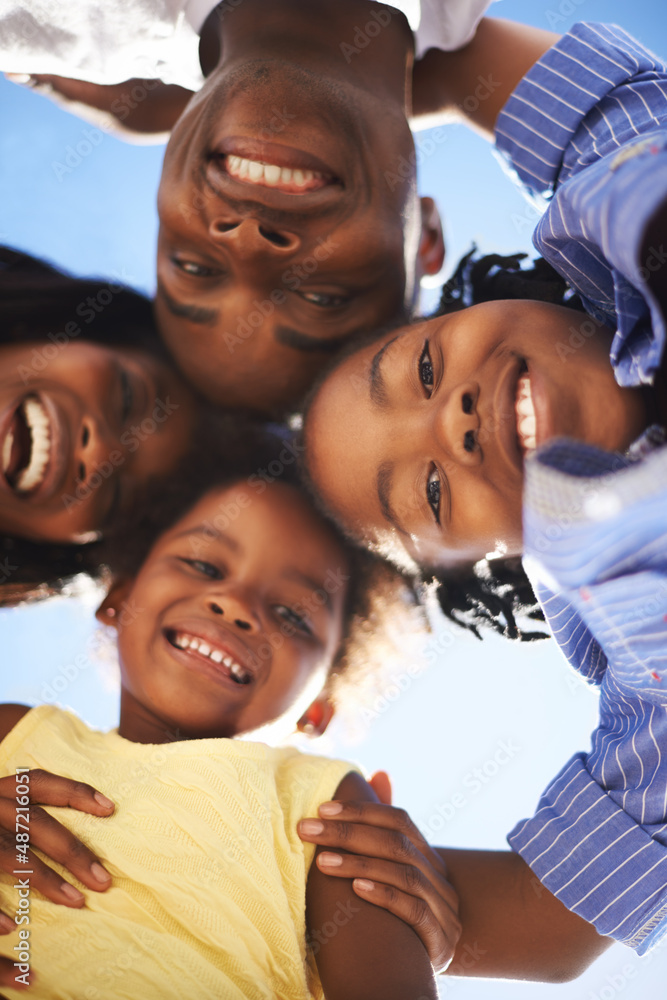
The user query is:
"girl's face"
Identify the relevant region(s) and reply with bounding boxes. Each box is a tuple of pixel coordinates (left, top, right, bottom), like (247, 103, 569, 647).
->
(111, 481, 349, 743)
(0, 341, 196, 542)
(305, 300, 649, 566)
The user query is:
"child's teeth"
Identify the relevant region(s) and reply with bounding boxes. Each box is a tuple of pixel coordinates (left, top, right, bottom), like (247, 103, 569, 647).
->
(2, 429, 13, 473)
(198, 642, 211, 657)
(189, 638, 200, 651)
(175, 634, 188, 649)
(210, 649, 223, 664)
(14, 397, 51, 493)
(222, 656, 233, 668)
(225, 156, 324, 191)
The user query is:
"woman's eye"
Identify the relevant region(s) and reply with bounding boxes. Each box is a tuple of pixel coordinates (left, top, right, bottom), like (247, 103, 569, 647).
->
(418, 342, 434, 395)
(120, 369, 133, 423)
(180, 558, 223, 579)
(172, 257, 217, 278)
(300, 291, 348, 308)
(426, 466, 441, 523)
(274, 604, 312, 636)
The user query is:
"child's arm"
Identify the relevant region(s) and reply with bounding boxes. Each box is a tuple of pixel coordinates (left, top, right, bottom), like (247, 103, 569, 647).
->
(0, 704, 115, 904)
(301, 799, 611, 983)
(306, 772, 444, 999)
(411, 18, 559, 137)
(5, 74, 194, 141)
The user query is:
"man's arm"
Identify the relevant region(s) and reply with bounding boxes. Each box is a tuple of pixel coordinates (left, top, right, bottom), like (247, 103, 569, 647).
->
(411, 18, 558, 137)
(306, 772, 440, 1000)
(300, 800, 611, 983)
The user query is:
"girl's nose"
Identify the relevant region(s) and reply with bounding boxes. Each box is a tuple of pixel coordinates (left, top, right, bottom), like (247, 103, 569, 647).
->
(75, 417, 114, 488)
(433, 384, 481, 466)
(207, 589, 261, 633)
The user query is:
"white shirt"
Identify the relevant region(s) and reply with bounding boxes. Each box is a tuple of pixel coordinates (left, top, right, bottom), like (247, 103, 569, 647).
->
(0, 0, 494, 89)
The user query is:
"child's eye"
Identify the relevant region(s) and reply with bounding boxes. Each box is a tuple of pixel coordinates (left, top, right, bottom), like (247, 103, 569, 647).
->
(274, 604, 313, 636)
(418, 341, 434, 395)
(120, 369, 134, 424)
(426, 466, 441, 523)
(172, 257, 217, 278)
(179, 558, 223, 579)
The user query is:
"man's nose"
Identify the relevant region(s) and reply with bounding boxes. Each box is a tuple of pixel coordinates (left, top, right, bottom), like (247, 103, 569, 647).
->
(433, 384, 481, 466)
(208, 215, 300, 256)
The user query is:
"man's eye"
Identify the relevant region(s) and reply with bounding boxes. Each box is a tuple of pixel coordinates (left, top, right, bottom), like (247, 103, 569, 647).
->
(426, 466, 441, 523)
(180, 558, 223, 579)
(172, 257, 217, 278)
(274, 604, 313, 635)
(300, 291, 348, 308)
(418, 341, 434, 395)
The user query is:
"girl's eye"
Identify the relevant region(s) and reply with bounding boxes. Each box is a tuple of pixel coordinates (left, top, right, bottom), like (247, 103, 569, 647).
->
(120, 369, 133, 423)
(299, 291, 348, 308)
(274, 604, 313, 636)
(172, 257, 217, 278)
(180, 558, 223, 579)
(426, 466, 441, 523)
(418, 341, 434, 395)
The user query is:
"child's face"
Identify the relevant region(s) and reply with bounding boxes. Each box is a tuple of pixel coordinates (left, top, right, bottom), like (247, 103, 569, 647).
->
(113, 481, 349, 743)
(305, 300, 649, 567)
(154, 65, 443, 414)
(0, 341, 196, 543)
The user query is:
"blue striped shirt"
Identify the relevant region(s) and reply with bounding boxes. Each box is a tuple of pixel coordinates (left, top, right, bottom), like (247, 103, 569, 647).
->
(494, 24, 667, 952)
(495, 22, 667, 389)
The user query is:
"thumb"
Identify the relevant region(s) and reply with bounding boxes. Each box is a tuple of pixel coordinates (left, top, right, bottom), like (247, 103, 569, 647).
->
(368, 770, 392, 805)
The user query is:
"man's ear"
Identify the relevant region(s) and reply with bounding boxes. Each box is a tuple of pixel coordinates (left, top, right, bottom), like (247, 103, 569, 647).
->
(95, 577, 135, 629)
(417, 196, 445, 277)
(296, 694, 335, 738)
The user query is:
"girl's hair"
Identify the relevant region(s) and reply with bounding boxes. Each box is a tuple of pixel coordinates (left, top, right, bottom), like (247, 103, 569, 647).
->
(429, 249, 586, 642)
(0, 246, 170, 607)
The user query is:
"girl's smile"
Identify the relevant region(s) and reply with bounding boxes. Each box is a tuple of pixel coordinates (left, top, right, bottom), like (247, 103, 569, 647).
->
(305, 299, 649, 567)
(0, 342, 196, 543)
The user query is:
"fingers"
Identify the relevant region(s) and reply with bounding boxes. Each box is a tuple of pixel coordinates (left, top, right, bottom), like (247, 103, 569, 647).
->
(368, 771, 393, 805)
(299, 803, 446, 880)
(0, 770, 115, 815)
(311, 850, 460, 972)
(351, 878, 460, 973)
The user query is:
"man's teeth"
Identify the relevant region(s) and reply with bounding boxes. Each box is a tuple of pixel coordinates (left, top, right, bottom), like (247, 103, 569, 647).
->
(226, 155, 323, 189)
(11, 398, 51, 493)
(171, 632, 251, 683)
(515, 373, 536, 454)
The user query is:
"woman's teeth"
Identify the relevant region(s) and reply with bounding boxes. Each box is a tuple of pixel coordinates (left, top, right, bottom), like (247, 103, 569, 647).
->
(2, 397, 51, 493)
(170, 631, 252, 684)
(515, 373, 536, 454)
(225, 155, 326, 191)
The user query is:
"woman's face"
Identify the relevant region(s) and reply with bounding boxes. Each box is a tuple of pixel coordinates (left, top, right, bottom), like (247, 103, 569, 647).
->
(0, 341, 197, 542)
(305, 300, 649, 567)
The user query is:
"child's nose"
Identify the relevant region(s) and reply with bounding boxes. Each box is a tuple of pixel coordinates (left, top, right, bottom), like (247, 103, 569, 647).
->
(207, 590, 261, 633)
(432, 384, 481, 466)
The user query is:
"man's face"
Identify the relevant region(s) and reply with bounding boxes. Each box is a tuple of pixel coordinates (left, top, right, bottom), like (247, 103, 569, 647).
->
(156, 60, 440, 413)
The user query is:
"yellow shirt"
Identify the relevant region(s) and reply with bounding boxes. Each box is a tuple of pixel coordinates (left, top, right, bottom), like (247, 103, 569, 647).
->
(0, 705, 357, 1000)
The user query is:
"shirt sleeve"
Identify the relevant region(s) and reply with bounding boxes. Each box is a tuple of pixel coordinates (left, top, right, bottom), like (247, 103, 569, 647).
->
(510, 441, 667, 953)
(494, 23, 667, 386)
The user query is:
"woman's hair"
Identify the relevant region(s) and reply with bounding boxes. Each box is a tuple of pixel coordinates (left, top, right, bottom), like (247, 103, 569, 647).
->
(429, 249, 586, 642)
(0, 245, 166, 357)
(0, 246, 170, 607)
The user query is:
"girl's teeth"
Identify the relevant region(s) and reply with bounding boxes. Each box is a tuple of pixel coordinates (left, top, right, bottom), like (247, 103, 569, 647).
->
(175, 634, 188, 649)
(222, 656, 232, 668)
(210, 649, 223, 664)
(189, 638, 200, 651)
(15, 397, 51, 493)
(515, 374, 537, 455)
(264, 164, 281, 185)
(198, 642, 211, 657)
(248, 160, 263, 181)
(170, 632, 249, 679)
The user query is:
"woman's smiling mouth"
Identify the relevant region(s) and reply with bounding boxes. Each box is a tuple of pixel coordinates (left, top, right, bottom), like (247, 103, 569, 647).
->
(2, 395, 53, 495)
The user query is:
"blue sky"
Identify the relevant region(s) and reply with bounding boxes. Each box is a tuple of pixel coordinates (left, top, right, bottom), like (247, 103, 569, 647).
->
(1, 1, 667, 996)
